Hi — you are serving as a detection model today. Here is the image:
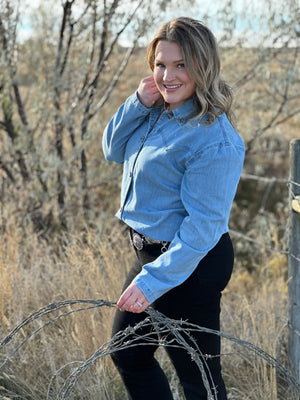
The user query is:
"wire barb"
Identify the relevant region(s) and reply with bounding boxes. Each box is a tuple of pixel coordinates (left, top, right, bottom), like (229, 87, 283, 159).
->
(0, 299, 299, 399)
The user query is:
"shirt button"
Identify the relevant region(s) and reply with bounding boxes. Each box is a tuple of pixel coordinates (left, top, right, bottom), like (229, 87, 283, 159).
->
(141, 136, 146, 142)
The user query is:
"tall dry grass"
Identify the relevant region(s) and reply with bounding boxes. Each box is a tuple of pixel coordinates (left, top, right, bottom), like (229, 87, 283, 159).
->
(222, 251, 291, 399)
(0, 213, 130, 399)
(0, 206, 298, 399)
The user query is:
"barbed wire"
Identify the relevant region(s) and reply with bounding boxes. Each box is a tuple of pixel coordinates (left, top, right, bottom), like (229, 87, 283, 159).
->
(0, 299, 299, 399)
(225, 289, 300, 339)
(241, 173, 300, 190)
(241, 173, 288, 184)
(235, 173, 300, 262)
(229, 229, 300, 263)
(0, 173, 299, 399)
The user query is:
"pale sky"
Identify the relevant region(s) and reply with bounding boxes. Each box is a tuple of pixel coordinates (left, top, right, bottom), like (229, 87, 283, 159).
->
(17, 0, 297, 46)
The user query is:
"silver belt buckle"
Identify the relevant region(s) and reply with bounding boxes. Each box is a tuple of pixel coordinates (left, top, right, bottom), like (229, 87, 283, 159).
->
(132, 232, 144, 251)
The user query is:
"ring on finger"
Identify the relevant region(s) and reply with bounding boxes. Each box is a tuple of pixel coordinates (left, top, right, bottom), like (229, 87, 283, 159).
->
(136, 301, 143, 307)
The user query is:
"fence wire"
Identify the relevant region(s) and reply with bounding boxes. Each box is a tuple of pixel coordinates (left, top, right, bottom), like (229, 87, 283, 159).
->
(0, 299, 299, 399)
(233, 174, 300, 263)
(0, 173, 299, 399)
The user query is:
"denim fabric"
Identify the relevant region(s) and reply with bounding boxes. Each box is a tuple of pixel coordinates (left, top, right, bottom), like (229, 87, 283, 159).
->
(102, 92, 244, 303)
(111, 233, 233, 400)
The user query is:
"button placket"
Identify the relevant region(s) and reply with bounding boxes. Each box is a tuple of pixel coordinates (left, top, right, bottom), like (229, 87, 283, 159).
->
(119, 109, 164, 218)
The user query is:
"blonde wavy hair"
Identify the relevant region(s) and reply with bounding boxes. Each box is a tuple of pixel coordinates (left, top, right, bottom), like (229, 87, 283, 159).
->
(146, 17, 233, 125)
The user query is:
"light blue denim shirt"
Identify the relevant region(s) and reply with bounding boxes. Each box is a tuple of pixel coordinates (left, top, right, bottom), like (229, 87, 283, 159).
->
(102, 92, 245, 304)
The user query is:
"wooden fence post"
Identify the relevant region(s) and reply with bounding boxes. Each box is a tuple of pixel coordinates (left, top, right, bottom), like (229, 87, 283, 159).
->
(288, 139, 300, 384)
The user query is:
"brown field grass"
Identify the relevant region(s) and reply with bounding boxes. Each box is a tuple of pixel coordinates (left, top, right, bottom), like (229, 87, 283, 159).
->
(0, 36, 299, 399)
(0, 207, 298, 399)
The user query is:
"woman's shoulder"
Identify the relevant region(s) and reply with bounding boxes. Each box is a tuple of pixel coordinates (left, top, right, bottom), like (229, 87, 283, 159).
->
(192, 113, 244, 149)
(180, 114, 244, 165)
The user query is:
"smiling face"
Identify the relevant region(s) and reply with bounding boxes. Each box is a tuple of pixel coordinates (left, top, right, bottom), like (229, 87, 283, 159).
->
(153, 40, 196, 111)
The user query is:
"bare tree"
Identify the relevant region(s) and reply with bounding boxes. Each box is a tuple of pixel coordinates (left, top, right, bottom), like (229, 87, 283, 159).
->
(0, 0, 299, 234)
(217, 0, 300, 154)
(0, 0, 189, 231)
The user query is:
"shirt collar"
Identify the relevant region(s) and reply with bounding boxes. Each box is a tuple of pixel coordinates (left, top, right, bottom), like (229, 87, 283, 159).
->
(165, 98, 196, 120)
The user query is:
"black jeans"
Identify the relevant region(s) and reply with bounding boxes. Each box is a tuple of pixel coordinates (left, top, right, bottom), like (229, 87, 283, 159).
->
(111, 233, 233, 400)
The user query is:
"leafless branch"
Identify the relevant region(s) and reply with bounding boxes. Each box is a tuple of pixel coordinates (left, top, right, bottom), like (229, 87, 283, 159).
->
(0, 157, 15, 182)
(91, 44, 137, 116)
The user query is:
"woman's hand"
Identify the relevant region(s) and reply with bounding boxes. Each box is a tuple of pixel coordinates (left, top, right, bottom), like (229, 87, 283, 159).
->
(117, 282, 150, 313)
(137, 75, 162, 108)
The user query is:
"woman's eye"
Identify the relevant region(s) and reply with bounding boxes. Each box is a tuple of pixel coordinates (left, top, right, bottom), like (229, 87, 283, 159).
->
(177, 63, 185, 69)
(156, 63, 165, 68)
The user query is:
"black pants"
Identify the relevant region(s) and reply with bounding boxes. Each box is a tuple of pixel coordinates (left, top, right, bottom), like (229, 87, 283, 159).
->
(111, 233, 233, 400)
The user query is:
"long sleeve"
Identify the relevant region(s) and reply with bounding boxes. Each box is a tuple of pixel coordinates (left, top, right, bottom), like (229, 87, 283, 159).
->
(102, 92, 150, 164)
(133, 141, 244, 304)
(102, 94, 244, 304)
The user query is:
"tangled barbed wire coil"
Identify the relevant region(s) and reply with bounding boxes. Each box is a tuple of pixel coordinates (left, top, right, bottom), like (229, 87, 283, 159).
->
(0, 299, 299, 399)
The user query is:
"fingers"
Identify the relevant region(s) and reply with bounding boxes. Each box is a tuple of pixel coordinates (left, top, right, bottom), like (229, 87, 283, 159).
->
(128, 299, 147, 313)
(137, 76, 162, 108)
(131, 299, 149, 313)
(117, 283, 150, 313)
(116, 290, 132, 309)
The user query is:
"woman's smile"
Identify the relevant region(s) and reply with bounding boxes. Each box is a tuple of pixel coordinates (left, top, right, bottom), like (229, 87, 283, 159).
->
(164, 84, 182, 89)
(153, 41, 196, 110)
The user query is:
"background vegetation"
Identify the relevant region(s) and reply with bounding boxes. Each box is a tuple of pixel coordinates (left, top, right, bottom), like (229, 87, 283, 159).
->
(0, 0, 299, 398)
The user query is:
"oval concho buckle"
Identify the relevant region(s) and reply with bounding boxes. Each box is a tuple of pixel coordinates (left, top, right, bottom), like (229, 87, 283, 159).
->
(132, 232, 144, 251)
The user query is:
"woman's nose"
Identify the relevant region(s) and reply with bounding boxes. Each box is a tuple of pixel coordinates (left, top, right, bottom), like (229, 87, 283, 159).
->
(163, 68, 175, 81)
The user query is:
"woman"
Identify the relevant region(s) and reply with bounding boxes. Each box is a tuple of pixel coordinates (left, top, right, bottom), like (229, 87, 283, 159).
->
(102, 17, 244, 400)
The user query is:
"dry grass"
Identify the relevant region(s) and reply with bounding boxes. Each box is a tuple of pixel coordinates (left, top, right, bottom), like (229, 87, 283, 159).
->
(0, 215, 131, 399)
(222, 252, 291, 399)
(1, 44, 299, 399)
(0, 207, 299, 399)
(1, 9, 299, 398)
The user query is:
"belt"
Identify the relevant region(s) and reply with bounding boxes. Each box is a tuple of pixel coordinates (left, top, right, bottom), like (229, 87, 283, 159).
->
(129, 228, 170, 253)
